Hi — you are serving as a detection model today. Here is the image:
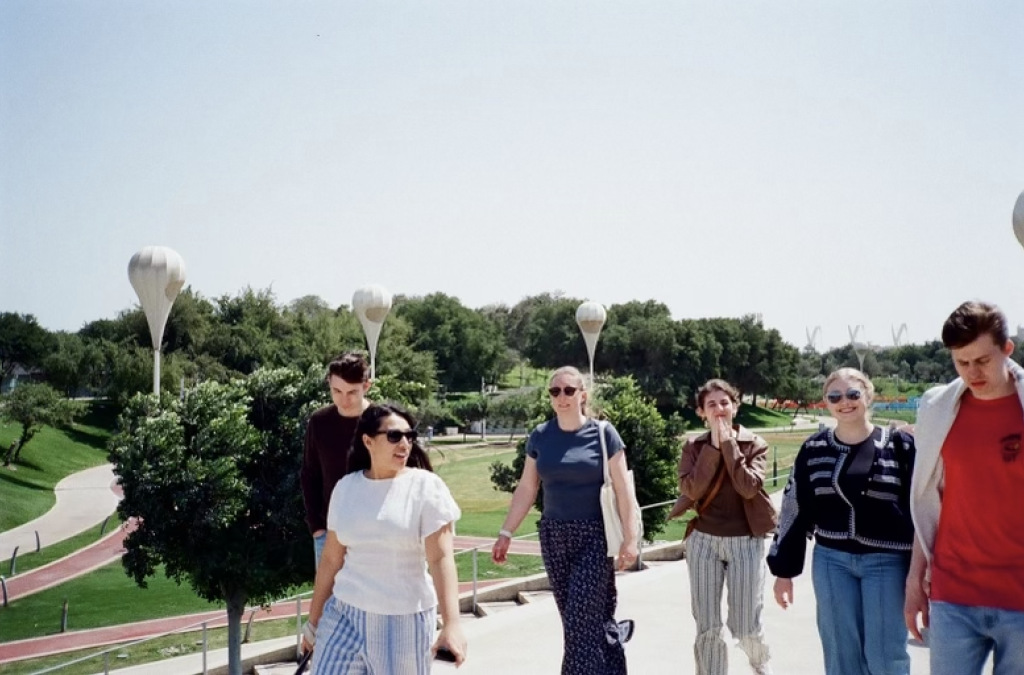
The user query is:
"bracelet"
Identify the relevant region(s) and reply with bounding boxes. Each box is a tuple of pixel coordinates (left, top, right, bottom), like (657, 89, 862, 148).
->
(302, 620, 317, 646)
(499, 529, 514, 539)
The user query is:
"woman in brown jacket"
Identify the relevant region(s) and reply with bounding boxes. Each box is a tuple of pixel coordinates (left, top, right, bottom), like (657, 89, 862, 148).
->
(677, 379, 776, 675)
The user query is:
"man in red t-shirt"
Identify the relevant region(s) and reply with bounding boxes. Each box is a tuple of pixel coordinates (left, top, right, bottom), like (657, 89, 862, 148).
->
(905, 301, 1024, 675)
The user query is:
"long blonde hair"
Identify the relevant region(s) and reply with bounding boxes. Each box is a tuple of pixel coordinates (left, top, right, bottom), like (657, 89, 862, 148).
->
(549, 366, 595, 417)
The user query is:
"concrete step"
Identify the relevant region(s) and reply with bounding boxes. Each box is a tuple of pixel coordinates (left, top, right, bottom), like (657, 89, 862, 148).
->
(517, 590, 553, 604)
(474, 600, 521, 617)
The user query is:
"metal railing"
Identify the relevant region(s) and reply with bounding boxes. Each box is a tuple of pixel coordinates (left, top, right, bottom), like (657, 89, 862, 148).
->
(28, 589, 314, 675)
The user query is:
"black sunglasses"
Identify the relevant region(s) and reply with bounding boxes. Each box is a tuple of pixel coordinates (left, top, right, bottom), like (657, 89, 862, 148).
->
(373, 429, 418, 444)
(826, 389, 864, 404)
(548, 386, 579, 398)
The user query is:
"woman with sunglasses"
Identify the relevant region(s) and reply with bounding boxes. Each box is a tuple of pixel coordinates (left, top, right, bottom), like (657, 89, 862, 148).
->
(677, 378, 777, 675)
(767, 368, 916, 675)
(491, 366, 638, 675)
(303, 403, 466, 674)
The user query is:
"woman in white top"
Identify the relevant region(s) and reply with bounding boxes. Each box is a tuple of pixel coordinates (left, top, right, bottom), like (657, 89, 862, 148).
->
(303, 403, 466, 673)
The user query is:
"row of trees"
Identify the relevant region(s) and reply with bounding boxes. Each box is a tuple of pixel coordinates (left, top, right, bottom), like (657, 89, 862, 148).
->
(1, 288, 1000, 420)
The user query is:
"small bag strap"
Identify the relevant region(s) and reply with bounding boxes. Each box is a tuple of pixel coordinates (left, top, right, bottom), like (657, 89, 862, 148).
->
(598, 420, 612, 486)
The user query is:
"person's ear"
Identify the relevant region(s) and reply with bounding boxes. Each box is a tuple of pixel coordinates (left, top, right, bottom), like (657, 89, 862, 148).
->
(1002, 339, 1015, 357)
(362, 380, 372, 394)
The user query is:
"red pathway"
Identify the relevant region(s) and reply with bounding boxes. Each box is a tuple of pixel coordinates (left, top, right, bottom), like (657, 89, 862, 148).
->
(4, 522, 133, 603)
(0, 535, 540, 664)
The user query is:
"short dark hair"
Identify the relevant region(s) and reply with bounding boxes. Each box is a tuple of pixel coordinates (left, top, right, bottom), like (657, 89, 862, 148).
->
(941, 301, 1009, 349)
(327, 352, 369, 384)
(347, 404, 432, 474)
(696, 378, 740, 409)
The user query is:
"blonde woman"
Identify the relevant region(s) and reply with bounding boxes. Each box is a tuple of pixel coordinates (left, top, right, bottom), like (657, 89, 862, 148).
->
(768, 368, 916, 675)
(491, 366, 637, 675)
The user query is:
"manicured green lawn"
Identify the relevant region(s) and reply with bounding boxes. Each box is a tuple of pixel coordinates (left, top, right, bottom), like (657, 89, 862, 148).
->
(0, 616, 300, 675)
(434, 447, 540, 538)
(455, 552, 547, 585)
(0, 423, 111, 533)
(0, 562, 224, 642)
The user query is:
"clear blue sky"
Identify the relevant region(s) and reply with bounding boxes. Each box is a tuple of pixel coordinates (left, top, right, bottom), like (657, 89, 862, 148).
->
(2, 1, 1022, 350)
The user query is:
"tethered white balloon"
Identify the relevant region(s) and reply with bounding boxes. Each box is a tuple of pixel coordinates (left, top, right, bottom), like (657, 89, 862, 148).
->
(352, 285, 393, 380)
(576, 301, 607, 388)
(1013, 190, 1024, 249)
(128, 246, 187, 396)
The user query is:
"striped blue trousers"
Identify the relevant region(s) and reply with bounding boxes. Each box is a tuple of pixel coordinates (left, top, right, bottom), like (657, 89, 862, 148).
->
(312, 597, 436, 675)
(686, 530, 771, 675)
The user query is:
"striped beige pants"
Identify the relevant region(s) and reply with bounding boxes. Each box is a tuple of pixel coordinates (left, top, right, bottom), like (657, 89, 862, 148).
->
(686, 530, 771, 675)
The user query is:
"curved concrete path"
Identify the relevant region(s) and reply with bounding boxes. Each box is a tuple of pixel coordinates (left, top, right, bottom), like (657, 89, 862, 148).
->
(0, 464, 120, 556)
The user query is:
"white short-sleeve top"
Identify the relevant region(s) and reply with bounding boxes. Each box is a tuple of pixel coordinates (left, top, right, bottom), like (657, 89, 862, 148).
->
(327, 468, 461, 615)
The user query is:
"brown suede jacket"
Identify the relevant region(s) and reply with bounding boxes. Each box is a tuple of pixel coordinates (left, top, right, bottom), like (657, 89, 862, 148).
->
(668, 426, 778, 537)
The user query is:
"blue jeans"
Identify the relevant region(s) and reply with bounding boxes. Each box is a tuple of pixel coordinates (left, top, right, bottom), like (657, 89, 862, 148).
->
(930, 601, 1024, 675)
(811, 545, 910, 675)
(313, 531, 327, 570)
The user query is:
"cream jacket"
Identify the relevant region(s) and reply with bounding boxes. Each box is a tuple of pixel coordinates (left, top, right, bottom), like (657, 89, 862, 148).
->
(911, 360, 1024, 563)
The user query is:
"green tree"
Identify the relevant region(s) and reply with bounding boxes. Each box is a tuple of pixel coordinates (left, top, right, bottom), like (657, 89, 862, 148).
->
(109, 367, 321, 675)
(0, 312, 53, 384)
(2, 383, 85, 466)
(489, 376, 680, 538)
(42, 331, 89, 396)
(396, 293, 506, 391)
(490, 392, 537, 441)
(450, 394, 492, 440)
(601, 301, 681, 409)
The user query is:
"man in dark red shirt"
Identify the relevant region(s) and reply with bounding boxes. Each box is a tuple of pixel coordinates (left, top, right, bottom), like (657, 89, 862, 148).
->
(300, 352, 371, 569)
(906, 301, 1024, 674)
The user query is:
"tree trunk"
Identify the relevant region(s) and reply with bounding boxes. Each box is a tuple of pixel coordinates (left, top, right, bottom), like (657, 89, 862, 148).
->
(13, 426, 36, 463)
(225, 590, 247, 675)
(4, 440, 17, 467)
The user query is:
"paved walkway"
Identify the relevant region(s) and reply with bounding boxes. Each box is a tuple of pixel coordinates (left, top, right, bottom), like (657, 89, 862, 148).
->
(0, 464, 120, 557)
(443, 549, 933, 675)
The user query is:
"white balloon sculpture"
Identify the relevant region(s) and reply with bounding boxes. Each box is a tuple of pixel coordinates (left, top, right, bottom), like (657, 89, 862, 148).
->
(128, 246, 187, 396)
(1013, 190, 1024, 249)
(352, 285, 393, 380)
(576, 301, 607, 388)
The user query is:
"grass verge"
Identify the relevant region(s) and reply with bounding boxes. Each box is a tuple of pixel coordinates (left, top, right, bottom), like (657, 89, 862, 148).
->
(0, 422, 111, 533)
(0, 562, 222, 643)
(0, 616, 300, 675)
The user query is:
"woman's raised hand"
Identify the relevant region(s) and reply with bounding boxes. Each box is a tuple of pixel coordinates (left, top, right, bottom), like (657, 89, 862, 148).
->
(712, 415, 735, 448)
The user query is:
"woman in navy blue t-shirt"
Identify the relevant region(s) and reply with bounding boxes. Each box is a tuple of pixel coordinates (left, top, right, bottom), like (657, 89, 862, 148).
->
(491, 366, 638, 675)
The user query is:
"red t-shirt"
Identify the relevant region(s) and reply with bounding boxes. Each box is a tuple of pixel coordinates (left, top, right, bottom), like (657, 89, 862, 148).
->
(931, 392, 1024, 611)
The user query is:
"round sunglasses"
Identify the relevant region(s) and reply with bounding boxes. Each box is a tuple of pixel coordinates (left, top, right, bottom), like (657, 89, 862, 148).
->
(826, 388, 864, 404)
(372, 429, 418, 444)
(548, 386, 579, 398)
